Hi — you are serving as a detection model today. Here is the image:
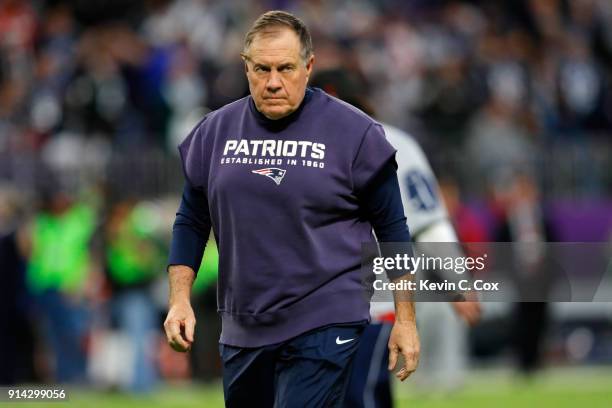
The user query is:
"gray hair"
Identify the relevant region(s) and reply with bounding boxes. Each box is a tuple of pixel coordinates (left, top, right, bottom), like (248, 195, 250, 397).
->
(243, 10, 313, 64)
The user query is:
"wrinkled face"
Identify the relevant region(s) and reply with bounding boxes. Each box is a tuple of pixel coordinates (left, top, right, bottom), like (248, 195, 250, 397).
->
(243, 27, 314, 120)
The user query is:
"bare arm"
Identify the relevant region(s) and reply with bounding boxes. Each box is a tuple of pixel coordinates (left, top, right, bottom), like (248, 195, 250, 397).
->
(164, 265, 197, 352)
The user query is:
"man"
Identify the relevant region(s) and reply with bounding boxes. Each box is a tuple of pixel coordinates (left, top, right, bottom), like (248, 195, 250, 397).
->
(164, 11, 419, 407)
(311, 69, 481, 407)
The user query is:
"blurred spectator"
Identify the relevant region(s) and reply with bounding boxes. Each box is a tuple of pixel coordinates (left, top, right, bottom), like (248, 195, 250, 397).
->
(490, 170, 558, 375)
(104, 199, 165, 392)
(23, 188, 98, 384)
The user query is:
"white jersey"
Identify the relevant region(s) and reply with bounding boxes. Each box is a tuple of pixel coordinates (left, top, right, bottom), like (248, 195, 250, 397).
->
(370, 123, 452, 319)
(383, 123, 449, 235)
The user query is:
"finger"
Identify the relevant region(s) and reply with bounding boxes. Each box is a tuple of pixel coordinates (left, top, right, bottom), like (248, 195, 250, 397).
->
(403, 368, 417, 381)
(164, 319, 181, 344)
(388, 346, 398, 371)
(396, 365, 416, 381)
(403, 353, 418, 371)
(397, 368, 415, 381)
(395, 364, 417, 381)
(169, 339, 189, 353)
(399, 350, 419, 381)
(184, 318, 196, 343)
(165, 320, 190, 350)
(171, 332, 191, 351)
(173, 323, 191, 350)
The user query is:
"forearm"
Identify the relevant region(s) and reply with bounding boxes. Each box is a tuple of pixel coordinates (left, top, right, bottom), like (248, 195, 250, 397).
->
(168, 265, 196, 305)
(392, 275, 416, 322)
(394, 300, 416, 323)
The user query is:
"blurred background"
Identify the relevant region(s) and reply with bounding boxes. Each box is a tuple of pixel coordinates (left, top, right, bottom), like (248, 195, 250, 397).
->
(0, 0, 611, 407)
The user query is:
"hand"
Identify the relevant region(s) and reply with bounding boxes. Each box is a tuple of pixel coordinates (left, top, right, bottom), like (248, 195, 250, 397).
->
(164, 301, 196, 352)
(388, 321, 420, 381)
(451, 291, 481, 326)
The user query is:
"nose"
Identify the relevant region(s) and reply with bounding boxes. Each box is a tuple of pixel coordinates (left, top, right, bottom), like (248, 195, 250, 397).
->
(266, 70, 282, 93)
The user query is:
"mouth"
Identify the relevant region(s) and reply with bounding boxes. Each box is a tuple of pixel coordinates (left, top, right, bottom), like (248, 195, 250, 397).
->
(262, 99, 287, 106)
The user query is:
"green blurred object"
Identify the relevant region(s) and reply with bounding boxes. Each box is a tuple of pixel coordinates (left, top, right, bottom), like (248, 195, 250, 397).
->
(107, 203, 164, 286)
(192, 236, 218, 294)
(27, 203, 96, 293)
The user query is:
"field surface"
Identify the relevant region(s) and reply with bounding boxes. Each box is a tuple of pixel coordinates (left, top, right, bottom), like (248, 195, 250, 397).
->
(3, 367, 611, 408)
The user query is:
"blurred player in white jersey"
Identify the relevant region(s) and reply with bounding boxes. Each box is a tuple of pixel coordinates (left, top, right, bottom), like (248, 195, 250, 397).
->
(312, 69, 481, 408)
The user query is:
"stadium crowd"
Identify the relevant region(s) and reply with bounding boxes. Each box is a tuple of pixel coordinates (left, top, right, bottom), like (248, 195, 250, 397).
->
(0, 0, 611, 392)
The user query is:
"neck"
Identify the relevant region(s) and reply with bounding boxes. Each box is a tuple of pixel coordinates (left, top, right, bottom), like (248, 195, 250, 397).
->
(250, 88, 313, 128)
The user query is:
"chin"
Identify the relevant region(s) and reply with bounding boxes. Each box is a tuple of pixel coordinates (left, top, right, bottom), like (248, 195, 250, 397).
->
(263, 107, 291, 120)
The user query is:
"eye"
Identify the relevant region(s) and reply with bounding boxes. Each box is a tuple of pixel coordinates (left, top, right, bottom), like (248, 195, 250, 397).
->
(254, 65, 270, 73)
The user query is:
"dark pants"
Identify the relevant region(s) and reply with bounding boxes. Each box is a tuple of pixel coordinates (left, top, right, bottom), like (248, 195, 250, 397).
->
(513, 302, 549, 374)
(220, 321, 367, 408)
(345, 323, 392, 408)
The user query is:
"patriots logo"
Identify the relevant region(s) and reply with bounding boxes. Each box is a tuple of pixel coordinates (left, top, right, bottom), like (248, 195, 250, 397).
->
(251, 168, 287, 185)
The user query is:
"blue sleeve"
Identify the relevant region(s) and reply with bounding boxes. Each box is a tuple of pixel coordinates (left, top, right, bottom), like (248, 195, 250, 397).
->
(167, 182, 212, 274)
(361, 160, 414, 280)
(362, 160, 412, 243)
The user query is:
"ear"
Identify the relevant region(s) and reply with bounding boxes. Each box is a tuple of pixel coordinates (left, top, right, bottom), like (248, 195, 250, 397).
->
(305, 54, 314, 79)
(241, 53, 249, 73)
